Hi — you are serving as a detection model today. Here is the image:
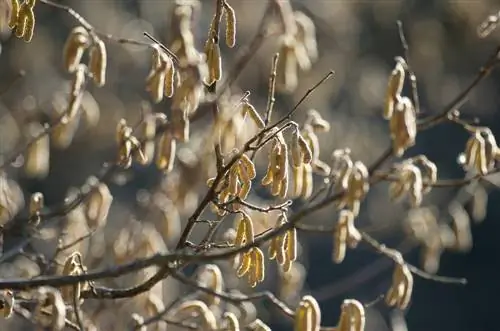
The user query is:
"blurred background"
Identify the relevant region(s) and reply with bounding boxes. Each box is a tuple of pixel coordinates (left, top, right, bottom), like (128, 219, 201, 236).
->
(1, 0, 500, 330)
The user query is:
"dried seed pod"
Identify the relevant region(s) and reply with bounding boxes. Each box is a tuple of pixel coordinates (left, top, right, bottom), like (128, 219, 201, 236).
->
(389, 96, 416, 156)
(88, 36, 107, 87)
(63, 26, 91, 73)
(24, 122, 50, 179)
(0, 290, 14, 319)
(9, 0, 20, 29)
(384, 58, 406, 120)
(223, 311, 240, 331)
(29, 192, 44, 224)
(85, 177, 113, 229)
(223, 1, 236, 48)
(156, 131, 176, 172)
(35, 287, 66, 331)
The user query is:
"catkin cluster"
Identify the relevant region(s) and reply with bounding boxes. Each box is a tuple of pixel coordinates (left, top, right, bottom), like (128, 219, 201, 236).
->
(63, 26, 107, 87)
(460, 127, 499, 175)
(388, 155, 438, 207)
(212, 94, 263, 153)
(146, 44, 177, 103)
(204, 0, 237, 85)
(336, 299, 365, 331)
(262, 131, 290, 199)
(276, 10, 318, 92)
(294, 295, 321, 331)
(9, 0, 36, 42)
(335, 160, 370, 217)
(268, 214, 297, 272)
(289, 109, 331, 198)
(208, 153, 256, 215)
(333, 209, 361, 264)
(115, 119, 148, 168)
(385, 253, 413, 310)
(383, 57, 417, 156)
(232, 212, 265, 287)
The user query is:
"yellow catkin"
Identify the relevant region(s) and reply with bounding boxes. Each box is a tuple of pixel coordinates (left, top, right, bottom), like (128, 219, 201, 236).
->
(9, 0, 20, 29)
(223, 1, 236, 48)
(156, 132, 176, 173)
(63, 26, 90, 73)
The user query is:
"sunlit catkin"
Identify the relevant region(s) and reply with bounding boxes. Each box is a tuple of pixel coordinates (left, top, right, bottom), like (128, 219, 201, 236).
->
(384, 58, 406, 119)
(63, 26, 90, 73)
(223, 312, 240, 331)
(242, 100, 265, 129)
(337, 299, 365, 331)
(156, 131, 176, 173)
(204, 37, 222, 85)
(8, 0, 19, 29)
(223, 0, 236, 48)
(386, 256, 413, 310)
(169, 300, 217, 330)
(86, 177, 113, 229)
(88, 36, 107, 87)
(15, 0, 36, 42)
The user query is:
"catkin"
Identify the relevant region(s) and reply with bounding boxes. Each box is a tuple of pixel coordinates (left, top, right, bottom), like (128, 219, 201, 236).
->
(9, 0, 19, 29)
(223, 1, 236, 48)
(88, 36, 107, 87)
(63, 26, 90, 73)
(384, 58, 406, 120)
